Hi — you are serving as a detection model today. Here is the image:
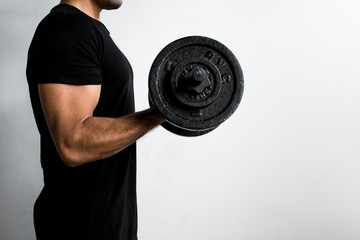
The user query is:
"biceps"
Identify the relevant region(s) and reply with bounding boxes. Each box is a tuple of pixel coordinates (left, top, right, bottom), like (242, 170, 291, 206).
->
(38, 83, 101, 138)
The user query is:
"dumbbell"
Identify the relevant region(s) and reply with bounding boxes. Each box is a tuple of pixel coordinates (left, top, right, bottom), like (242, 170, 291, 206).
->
(148, 36, 244, 136)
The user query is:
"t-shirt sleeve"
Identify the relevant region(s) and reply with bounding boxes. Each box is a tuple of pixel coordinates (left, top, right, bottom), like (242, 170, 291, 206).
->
(29, 14, 103, 85)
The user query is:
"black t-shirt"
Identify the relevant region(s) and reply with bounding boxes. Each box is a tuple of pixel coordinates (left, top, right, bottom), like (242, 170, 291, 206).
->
(26, 4, 137, 240)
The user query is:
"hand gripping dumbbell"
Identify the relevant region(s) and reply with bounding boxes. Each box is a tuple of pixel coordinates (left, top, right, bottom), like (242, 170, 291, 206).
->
(148, 36, 244, 136)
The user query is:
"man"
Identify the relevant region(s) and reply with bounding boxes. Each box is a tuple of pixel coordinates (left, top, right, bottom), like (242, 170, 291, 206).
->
(26, 0, 165, 239)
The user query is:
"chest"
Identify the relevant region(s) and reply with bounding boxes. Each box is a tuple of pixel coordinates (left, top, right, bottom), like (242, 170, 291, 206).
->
(94, 35, 135, 117)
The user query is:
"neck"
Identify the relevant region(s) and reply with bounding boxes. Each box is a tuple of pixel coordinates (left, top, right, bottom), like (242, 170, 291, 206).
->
(60, 0, 102, 20)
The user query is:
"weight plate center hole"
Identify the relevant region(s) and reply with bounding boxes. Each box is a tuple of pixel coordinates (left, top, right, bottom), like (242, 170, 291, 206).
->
(176, 64, 214, 101)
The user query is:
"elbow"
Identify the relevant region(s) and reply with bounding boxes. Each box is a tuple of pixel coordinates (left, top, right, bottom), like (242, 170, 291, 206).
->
(63, 157, 82, 168)
(59, 148, 82, 168)
(56, 142, 84, 168)
(50, 124, 91, 167)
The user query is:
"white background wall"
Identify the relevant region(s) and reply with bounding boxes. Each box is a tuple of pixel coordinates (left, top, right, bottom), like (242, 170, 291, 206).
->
(1, 0, 359, 239)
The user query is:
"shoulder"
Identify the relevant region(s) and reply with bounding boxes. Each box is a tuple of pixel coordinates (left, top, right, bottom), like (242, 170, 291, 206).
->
(29, 4, 106, 64)
(35, 4, 102, 43)
(27, 5, 105, 85)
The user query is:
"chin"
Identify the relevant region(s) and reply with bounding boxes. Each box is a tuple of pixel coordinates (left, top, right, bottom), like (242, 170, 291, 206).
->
(96, 0, 123, 10)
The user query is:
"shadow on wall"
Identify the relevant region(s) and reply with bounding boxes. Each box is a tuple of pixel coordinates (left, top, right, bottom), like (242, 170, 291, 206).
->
(0, 2, 57, 239)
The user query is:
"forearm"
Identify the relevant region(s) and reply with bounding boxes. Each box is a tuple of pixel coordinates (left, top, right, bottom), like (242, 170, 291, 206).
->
(57, 107, 165, 167)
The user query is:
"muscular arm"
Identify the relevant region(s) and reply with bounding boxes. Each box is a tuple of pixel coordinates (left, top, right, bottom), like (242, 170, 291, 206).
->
(39, 83, 165, 167)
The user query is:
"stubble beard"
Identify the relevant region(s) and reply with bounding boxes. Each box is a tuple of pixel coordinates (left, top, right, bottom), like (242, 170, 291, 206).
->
(94, 0, 123, 10)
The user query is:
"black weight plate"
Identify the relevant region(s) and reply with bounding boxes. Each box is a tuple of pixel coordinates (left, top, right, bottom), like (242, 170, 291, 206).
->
(149, 36, 244, 134)
(149, 93, 214, 136)
(162, 122, 217, 137)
